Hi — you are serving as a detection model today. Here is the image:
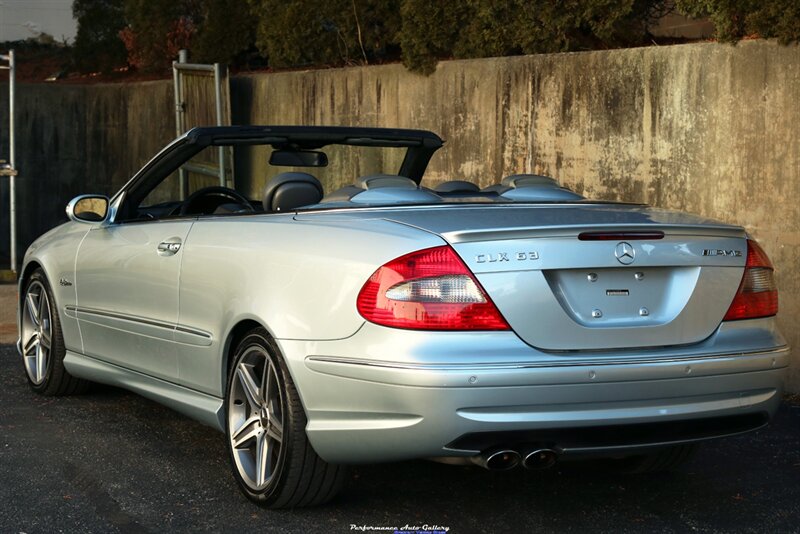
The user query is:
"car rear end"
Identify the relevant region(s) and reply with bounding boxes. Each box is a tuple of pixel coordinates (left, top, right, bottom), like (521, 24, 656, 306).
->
(284, 204, 789, 468)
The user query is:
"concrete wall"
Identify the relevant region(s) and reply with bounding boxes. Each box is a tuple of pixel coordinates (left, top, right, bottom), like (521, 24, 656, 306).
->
(0, 80, 175, 263)
(1, 40, 798, 389)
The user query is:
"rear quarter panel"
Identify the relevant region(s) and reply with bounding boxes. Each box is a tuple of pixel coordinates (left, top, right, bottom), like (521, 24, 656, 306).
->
(176, 213, 445, 395)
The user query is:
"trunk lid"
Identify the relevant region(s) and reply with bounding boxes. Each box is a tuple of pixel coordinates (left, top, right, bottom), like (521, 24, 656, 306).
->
(382, 204, 747, 350)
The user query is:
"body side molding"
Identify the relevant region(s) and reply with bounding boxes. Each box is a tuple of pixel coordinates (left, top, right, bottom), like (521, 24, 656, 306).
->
(64, 305, 213, 346)
(63, 350, 224, 430)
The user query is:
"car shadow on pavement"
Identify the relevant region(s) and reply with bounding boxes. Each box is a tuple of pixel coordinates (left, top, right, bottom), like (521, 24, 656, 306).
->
(1, 346, 798, 533)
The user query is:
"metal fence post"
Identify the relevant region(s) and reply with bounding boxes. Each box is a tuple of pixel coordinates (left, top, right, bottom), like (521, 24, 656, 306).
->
(213, 62, 225, 187)
(8, 49, 15, 274)
(0, 49, 17, 275)
(174, 49, 188, 200)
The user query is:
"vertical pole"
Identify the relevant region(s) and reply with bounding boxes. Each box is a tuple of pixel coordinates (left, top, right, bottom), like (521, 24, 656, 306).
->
(213, 63, 225, 187)
(8, 49, 16, 273)
(175, 50, 188, 199)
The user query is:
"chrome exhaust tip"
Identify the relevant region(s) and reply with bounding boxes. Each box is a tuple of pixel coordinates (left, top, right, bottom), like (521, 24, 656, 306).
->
(471, 449, 521, 471)
(523, 448, 558, 470)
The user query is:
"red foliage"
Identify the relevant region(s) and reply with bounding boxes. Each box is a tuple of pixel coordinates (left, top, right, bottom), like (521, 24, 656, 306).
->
(119, 16, 195, 72)
(118, 27, 143, 70)
(166, 17, 195, 61)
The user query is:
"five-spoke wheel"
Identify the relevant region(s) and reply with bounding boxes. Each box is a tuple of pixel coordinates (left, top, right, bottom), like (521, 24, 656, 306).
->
(225, 328, 345, 507)
(228, 344, 285, 490)
(20, 280, 52, 385)
(20, 269, 89, 396)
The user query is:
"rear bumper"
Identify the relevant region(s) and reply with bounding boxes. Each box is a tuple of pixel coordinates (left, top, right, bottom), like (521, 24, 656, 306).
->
(278, 319, 790, 464)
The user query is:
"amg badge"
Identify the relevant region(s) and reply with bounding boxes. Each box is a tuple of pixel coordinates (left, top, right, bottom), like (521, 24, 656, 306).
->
(702, 249, 743, 257)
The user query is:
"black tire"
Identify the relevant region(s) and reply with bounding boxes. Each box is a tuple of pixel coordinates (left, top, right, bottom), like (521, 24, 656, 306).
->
(20, 269, 90, 396)
(613, 443, 699, 474)
(225, 327, 346, 508)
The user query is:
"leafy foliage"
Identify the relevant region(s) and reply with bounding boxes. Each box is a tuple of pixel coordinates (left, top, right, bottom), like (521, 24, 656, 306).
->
(246, 0, 400, 68)
(398, 1, 468, 74)
(747, 0, 800, 44)
(676, 0, 800, 44)
(192, 0, 257, 64)
(121, 0, 200, 72)
(70, 0, 800, 76)
(72, 0, 127, 73)
(400, 0, 672, 74)
(675, 0, 752, 41)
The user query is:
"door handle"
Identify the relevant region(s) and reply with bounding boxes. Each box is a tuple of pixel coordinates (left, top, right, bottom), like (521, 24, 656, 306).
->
(157, 241, 182, 255)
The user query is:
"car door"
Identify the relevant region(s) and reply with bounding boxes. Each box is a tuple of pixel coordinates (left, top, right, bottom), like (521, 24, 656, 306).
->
(74, 219, 193, 382)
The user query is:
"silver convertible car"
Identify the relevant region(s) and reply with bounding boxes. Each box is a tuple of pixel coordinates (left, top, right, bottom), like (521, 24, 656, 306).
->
(18, 126, 789, 507)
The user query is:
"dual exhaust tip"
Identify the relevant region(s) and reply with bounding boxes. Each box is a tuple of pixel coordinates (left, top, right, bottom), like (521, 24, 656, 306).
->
(473, 447, 559, 471)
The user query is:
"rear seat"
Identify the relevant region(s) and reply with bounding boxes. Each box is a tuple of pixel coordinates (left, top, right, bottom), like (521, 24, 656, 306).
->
(321, 174, 441, 204)
(484, 174, 584, 201)
(320, 173, 583, 205)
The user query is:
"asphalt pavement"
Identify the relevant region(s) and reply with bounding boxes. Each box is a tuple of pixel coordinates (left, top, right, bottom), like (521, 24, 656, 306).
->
(1, 344, 799, 533)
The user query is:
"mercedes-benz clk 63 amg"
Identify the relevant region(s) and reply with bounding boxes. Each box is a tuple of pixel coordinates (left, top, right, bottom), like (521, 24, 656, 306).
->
(18, 126, 788, 507)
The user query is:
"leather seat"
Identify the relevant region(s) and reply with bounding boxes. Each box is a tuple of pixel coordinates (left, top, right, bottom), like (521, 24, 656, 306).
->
(263, 172, 324, 212)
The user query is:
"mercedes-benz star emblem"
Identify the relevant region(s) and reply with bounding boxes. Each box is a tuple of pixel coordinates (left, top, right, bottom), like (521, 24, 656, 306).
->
(615, 242, 635, 265)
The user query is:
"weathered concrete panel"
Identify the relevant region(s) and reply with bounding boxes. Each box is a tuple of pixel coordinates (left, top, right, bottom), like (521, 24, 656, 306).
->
(0, 80, 175, 264)
(2, 40, 798, 389)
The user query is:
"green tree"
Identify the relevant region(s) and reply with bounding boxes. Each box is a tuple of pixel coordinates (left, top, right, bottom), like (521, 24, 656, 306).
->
(192, 0, 257, 64)
(399, 0, 468, 74)
(400, 0, 669, 75)
(246, 0, 400, 68)
(121, 0, 201, 72)
(72, 0, 128, 73)
(75, 0, 800, 78)
(676, 0, 800, 43)
(675, 0, 753, 41)
(747, 0, 800, 44)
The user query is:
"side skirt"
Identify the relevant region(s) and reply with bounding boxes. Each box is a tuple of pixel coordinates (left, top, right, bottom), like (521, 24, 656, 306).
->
(64, 350, 225, 431)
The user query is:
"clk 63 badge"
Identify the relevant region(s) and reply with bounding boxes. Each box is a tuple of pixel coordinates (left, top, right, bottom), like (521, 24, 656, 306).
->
(475, 252, 539, 263)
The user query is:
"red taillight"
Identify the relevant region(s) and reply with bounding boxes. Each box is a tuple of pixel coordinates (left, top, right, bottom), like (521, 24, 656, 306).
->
(723, 239, 778, 321)
(357, 245, 510, 330)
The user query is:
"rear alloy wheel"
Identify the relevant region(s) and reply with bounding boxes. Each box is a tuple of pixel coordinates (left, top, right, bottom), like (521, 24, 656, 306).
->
(20, 269, 89, 395)
(225, 328, 345, 507)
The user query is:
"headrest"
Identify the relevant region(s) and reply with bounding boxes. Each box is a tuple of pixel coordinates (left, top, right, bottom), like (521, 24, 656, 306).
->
(356, 174, 417, 190)
(263, 172, 324, 212)
(501, 174, 560, 188)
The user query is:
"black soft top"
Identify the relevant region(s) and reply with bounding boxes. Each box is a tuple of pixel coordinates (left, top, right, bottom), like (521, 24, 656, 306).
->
(117, 126, 444, 202)
(184, 125, 444, 151)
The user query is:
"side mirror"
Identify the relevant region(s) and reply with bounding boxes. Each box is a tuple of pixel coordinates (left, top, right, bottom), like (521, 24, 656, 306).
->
(66, 195, 109, 223)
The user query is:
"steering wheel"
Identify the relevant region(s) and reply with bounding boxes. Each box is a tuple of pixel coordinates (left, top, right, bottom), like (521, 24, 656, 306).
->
(179, 186, 254, 216)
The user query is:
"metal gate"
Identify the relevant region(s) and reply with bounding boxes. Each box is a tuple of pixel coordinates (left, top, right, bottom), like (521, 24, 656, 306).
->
(172, 50, 233, 199)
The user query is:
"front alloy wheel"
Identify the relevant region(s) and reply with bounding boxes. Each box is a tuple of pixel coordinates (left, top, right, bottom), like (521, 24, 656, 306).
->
(21, 280, 52, 385)
(225, 328, 345, 507)
(20, 269, 89, 396)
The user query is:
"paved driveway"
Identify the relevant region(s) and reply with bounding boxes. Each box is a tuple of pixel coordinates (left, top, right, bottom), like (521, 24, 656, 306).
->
(0, 343, 798, 533)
